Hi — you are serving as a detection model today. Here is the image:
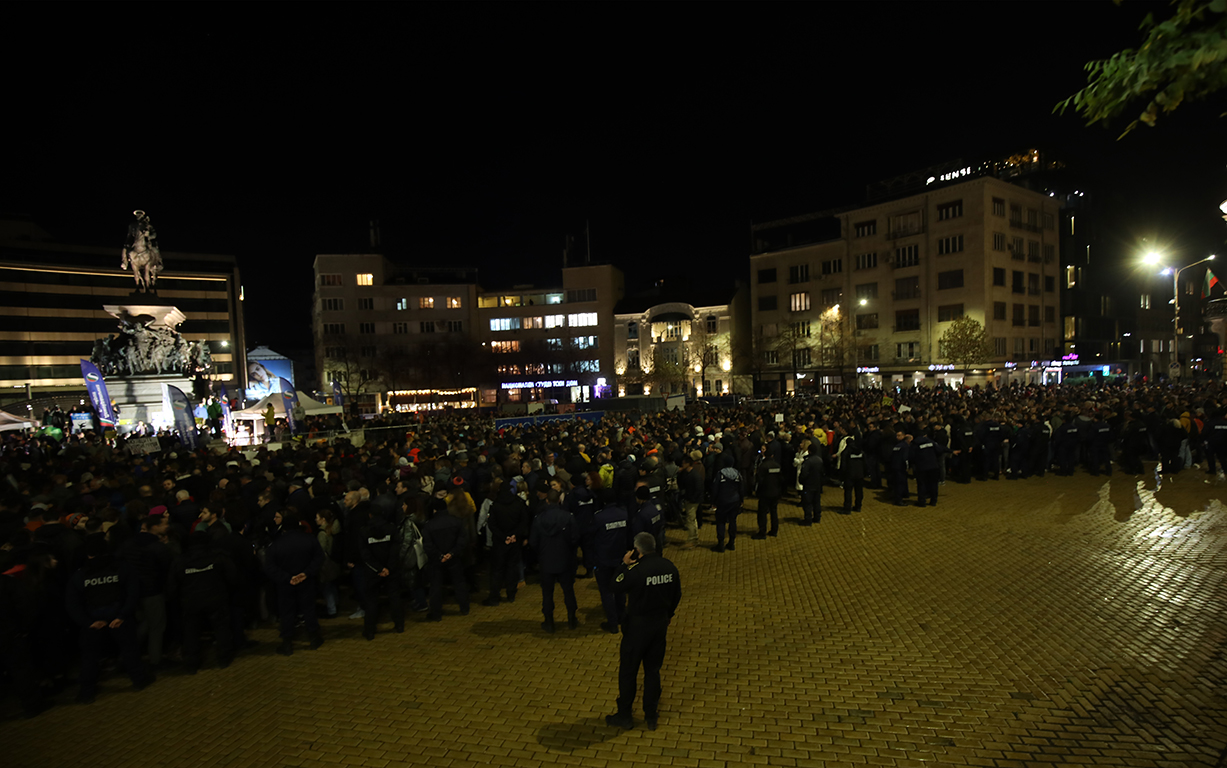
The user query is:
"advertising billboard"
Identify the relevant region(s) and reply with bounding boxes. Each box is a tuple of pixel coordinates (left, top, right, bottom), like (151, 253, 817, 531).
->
(246, 358, 294, 401)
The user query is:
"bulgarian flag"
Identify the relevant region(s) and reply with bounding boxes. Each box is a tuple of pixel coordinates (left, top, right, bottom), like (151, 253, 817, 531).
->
(1205, 268, 1221, 299)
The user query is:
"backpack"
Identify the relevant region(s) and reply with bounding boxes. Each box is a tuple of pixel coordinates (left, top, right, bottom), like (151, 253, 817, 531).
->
(713, 467, 742, 506)
(398, 517, 426, 570)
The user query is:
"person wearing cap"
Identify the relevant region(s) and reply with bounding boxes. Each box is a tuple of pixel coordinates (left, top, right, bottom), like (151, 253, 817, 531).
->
(631, 484, 665, 555)
(65, 535, 154, 703)
(677, 452, 704, 549)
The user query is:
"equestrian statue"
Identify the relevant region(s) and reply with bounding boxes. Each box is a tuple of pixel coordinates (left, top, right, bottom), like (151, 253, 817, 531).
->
(121, 209, 163, 292)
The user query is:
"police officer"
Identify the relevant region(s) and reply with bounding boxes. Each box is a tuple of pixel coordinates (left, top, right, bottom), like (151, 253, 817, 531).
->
(605, 532, 682, 732)
(632, 484, 666, 555)
(949, 415, 977, 484)
(1054, 417, 1082, 476)
(358, 508, 404, 640)
(752, 452, 783, 538)
(837, 425, 866, 513)
(591, 496, 631, 633)
(797, 445, 823, 526)
(1203, 409, 1227, 476)
(889, 430, 911, 506)
(530, 489, 579, 633)
(264, 511, 325, 655)
(166, 531, 238, 672)
(1088, 412, 1115, 476)
(568, 472, 598, 578)
(909, 429, 943, 507)
(65, 536, 154, 703)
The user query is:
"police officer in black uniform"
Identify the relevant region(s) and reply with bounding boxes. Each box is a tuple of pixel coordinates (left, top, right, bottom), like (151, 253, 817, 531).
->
(65, 536, 154, 703)
(837, 425, 866, 513)
(167, 531, 239, 672)
(358, 508, 404, 640)
(591, 496, 631, 633)
(605, 532, 682, 731)
(752, 453, 783, 538)
(632, 484, 665, 554)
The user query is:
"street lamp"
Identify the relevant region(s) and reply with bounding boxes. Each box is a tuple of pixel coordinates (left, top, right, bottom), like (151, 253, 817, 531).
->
(1157, 254, 1216, 377)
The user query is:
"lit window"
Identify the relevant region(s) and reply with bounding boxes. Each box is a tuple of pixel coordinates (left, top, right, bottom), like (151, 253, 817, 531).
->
(567, 313, 598, 327)
(1065, 266, 1076, 288)
(545, 314, 566, 328)
(490, 318, 522, 331)
(419, 297, 434, 309)
(491, 341, 520, 354)
(1140, 294, 1150, 309)
(356, 273, 374, 286)
(789, 292, 810, 312)
(396, 299, 408, 311)
(447, 296, 462, 309)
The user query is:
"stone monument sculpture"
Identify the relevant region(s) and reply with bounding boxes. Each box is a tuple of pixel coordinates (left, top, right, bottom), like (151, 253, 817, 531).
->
(121, 210, 163, 292)
(88, 212, 212, 431)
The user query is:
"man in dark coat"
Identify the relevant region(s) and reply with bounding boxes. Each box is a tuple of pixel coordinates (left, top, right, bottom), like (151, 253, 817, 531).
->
(752, 453, 782, 538)
(263, 511, 325, 655)
(422, 497, 469, 620)
(483, 484, 529, 606)
(358, 508, 403, 640)
(530, 490, 579, 633)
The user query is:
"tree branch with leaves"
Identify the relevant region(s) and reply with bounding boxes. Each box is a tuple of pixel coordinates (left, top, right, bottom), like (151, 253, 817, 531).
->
(939, 316, 995, 371)
(1055, 0, 1227, 138)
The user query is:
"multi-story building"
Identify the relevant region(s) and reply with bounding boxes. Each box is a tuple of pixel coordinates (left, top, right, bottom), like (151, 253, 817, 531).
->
(476, 263, 623, 405)
(312, 255, 624, 410)
(0, 214, 245, 408)
(312, 253, 479, 413)
(750, 166, 1063, 392)
(610, 286, 749, 397)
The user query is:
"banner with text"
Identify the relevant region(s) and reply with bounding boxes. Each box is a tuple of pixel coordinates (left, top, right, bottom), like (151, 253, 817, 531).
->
(280, 378, 300, 433)
(80, 360, 117, 427)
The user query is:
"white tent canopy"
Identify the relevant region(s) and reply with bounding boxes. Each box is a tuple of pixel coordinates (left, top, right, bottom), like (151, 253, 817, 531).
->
(0, 410, 39, 432)
(232, 391, 342, 421)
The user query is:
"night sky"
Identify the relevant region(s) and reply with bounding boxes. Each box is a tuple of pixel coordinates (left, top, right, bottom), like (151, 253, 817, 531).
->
(4, 2, 1224, 350)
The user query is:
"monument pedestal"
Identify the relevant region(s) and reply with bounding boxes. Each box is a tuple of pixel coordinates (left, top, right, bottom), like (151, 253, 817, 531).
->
(111, 374, 195, 430)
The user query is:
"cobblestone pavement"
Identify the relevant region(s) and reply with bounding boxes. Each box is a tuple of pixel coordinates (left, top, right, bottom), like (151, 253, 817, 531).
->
(4, 469, 1227, 768)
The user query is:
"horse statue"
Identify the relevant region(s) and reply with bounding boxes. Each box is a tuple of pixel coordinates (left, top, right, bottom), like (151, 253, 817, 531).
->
(120, 210, 163, 292)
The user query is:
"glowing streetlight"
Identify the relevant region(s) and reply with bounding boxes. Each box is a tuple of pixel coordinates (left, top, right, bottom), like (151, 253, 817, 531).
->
(859, 298, 868, 306)
(1144, 251, 1163, 266)
(1151, 253, 1216, 377)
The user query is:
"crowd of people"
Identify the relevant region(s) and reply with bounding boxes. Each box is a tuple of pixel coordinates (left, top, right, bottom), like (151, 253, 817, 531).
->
(1, 379, 1224, 718)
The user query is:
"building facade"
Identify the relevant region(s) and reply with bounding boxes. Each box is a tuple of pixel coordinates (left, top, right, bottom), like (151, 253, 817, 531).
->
(750, 173, 1063, 392)
(312, 254, 480, 413)
(476, 263, 624, 405)
(0, 215, 245, 408)
(610, 288, 749, 398)
(312, 255, 624, 410)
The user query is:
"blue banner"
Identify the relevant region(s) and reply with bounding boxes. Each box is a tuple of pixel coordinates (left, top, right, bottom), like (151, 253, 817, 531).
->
(332, 379, 344, 408)
(166, 385, 198, 449)
(80, 360, 117, 428)
(280, 377, 300, 434)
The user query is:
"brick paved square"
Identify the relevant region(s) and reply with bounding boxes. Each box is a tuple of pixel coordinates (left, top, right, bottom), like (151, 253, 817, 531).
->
(2, 472, 1226, 767)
